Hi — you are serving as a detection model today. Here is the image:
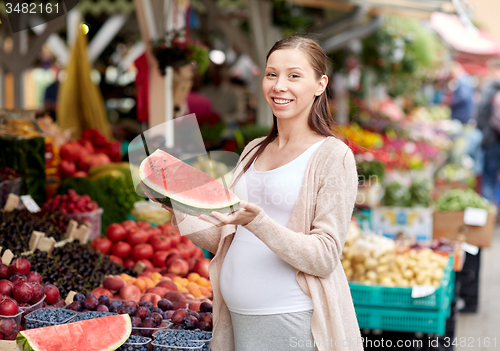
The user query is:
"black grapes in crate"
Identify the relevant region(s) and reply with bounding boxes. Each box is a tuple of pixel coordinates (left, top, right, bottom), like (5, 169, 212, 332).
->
(26, 242, 136, 297)
(0, 210, 67, 255)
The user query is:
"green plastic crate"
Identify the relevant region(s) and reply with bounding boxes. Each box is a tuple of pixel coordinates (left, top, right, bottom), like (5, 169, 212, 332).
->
(349, 255, 455, 310)
(354, 303, 451, 335)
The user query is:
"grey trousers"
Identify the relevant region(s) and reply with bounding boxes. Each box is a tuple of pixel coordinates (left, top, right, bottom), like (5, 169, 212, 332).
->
(230, 309, 318, 351)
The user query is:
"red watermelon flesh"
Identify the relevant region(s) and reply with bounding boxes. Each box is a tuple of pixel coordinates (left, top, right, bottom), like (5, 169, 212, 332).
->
(139, 149, 240, 216)
(16, 314, 131, 351)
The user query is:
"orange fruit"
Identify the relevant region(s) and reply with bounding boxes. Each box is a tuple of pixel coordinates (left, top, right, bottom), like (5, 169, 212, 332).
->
(189, 287, 203, 298)
(199, 286, 209, 297)
(196, 277, 209, 287)
(151, 272, 162, 281)
(135, 279, 146, 293)
(178, 286, 188, 293)
(187, 273, 200, 282)
(144, 278, 155, 289)
(181, 278, 189, 287)
(187, 282, 198, 290)
(173, 277, 183, 284)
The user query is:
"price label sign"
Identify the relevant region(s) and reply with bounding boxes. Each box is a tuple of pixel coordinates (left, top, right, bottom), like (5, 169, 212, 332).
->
(20, 195, 41, 213)
(463, 207, 488, 227)
(461, 242, 479, 255)
(411, 285, 436, 298)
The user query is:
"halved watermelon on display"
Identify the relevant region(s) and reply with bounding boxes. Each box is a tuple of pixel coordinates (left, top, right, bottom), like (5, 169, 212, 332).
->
(16, 314, 131, 351)
(139, 149, 240, 216)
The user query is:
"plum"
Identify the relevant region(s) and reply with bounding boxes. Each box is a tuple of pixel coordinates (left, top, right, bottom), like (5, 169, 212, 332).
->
(96, 305, 109, 312)
(74, 293, 85, 303)
(108, 300, 122, 313)
(200, 301, 212, 313)
(97, 295, 110, 307)
(171, 309, 188, 324)
(150, 312, 163, 326)
(130, 316, 142, 327)
(0, 264, 11, 280)
(29, 283, 44, 304)
(183, 315, 199, 330)
(134, 307, 150, 320)
(13, 282, 33, 303)
(43, 285, 60, 305)
(10, 258, 30, 276)
(83, 296, 98, 310)
(0, 318, 17, 336)
(67, 301, 83, 312)
(138, 301, 153, 309)
(157, 299, 174, 311)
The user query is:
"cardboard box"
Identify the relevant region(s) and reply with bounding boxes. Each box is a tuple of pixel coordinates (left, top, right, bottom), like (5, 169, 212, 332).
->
(433, 208, 496, 248)
(372, 207, 433, 242)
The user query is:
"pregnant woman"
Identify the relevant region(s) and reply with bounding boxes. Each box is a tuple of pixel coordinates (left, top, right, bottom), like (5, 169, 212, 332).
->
(148, 36, 363, 351)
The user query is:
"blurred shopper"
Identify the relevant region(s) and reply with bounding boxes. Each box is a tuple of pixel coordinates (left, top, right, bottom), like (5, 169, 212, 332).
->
(200, 65, 247, 127)
(449, 62, 475, 124)
(476, 57, 500, 204)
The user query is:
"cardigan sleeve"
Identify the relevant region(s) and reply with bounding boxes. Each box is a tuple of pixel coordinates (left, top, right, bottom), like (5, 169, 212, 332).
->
(243, 146, 358, 278)
(172, 137, 266, 254)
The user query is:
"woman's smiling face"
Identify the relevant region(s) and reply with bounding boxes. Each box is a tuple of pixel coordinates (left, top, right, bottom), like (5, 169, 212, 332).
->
(262, 48, 326, 122)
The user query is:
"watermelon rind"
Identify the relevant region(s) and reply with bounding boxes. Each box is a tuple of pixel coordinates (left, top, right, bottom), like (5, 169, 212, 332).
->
(139, 149, 240, 216)
(16, 314, 131, 351)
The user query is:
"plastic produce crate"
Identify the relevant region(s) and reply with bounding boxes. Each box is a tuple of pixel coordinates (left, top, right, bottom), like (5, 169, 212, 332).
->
(64, 208, 103, 242)
(349, 255, 455, 310)
(355, 303, 452, 335)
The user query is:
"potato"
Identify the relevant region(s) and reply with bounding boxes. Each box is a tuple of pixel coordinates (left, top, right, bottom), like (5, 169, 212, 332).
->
(365, 258, 378, 270)
(403, 269, 414, 279)
(354, 253, 367, 263)
(341, 259, 351, 269)
(366, 270, 377, 281)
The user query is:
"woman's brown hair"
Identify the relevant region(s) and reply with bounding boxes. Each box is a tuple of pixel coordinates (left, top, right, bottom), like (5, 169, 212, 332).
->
(239, 36, 343, 174)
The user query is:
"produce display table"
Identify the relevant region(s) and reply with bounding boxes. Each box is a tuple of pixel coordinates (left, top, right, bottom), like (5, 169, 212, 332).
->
(352, 255, 455, 336)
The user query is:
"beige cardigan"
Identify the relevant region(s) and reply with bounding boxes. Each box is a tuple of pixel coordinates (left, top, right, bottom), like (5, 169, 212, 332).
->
(174, 136, 363, 351)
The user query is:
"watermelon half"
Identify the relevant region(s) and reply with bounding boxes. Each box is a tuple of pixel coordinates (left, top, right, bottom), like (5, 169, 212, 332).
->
(139, 149, 240, 216)
(16, 314, 131, 351)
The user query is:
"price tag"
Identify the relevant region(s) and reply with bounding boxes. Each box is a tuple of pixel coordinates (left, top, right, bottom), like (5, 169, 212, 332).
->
(1, 249, 14, 265)
(38, 237, 56, 255)
(65, 291, 77, 305)
(29, 231, 45, 251)
(133, 261, 146, 274)
(411, 285, 436, 298)
(463, 207, 488, 227)
(20, 195, 41, 213)
(461, 242, 479, 255)
(3, 194, 20, 212)
(64, 220, 78, 240)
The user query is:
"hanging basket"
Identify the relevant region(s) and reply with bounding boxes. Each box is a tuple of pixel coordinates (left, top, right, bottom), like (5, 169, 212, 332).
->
(152, 38, 209, 76)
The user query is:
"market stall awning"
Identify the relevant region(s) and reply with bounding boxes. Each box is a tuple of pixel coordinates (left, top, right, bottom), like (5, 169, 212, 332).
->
(430, 12, 500, 56)
(286, 0, 461, 20)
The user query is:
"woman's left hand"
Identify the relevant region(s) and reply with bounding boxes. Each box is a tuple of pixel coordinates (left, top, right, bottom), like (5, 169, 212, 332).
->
(198, 200, 262, 227)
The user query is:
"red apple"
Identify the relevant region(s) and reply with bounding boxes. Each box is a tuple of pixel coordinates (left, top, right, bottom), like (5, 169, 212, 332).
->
(0, 298, 18, 316)
(29, 283, 45, 304)
(26, 272, 43, 284)
(0, 280, 13, 297)
(13, 282, 33, 303)
(0, 264, 11, 279)
(43, 285, 60, 305)
(10, 258, 30, 276)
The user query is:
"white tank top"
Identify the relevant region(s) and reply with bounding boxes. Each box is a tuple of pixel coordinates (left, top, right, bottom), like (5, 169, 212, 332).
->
(219, 138, 326, 315)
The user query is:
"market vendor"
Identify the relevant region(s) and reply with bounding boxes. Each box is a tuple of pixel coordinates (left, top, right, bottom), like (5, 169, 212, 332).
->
(147, 36, 362, 351)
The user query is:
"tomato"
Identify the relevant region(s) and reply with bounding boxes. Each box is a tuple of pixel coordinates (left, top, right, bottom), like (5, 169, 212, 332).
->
(91, 237, 113, 255)
(167, 229, 181, 247)
(131, 243, 154, 260)
(106, 224, 127, 242)
(180, 236, 194, 247)
(126, 228, 149, 246)
(147, 227, 162, 237)
(177, 243, 192, 260)
(137, 259, 155, 272)
(111, 241, 132, 258)
(151, 251, 171, 268)
(121, 220, 137, 231)
(124, 258, 136, 269)
(136, 221, 151, 229)
(149, 234, 172, 252)
(109, 255, 124, 265)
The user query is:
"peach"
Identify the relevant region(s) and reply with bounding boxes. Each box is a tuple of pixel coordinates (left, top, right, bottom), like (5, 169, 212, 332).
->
(91, 287, 113, 299)
(103, 276, 125, 293)
(164, 291, 188, 310)
(140, 293, 162, 307)
(146, 287, 168, 296)
(120, 285, 141, 301)
(188, 300, 201, 311)
(167, 258, 189, 277)
(156, 280, 178, 291)
(151, 272, 162, 281)
(144, 278, 155, 289)
(187, 273, 200, 282)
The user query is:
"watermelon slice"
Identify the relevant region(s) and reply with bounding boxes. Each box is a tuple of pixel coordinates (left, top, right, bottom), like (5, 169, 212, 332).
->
(16, 314, 131, 351)
(139, 149, 240, 216)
